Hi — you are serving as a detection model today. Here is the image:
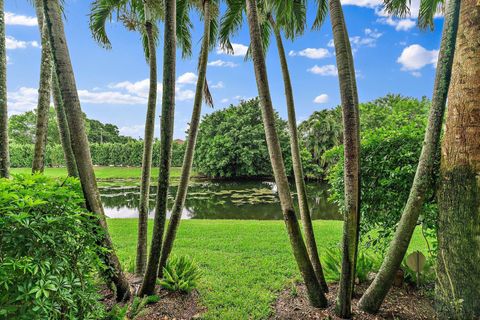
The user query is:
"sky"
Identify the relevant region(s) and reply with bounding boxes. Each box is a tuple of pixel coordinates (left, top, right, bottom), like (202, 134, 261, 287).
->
(5, 0, 443, 139)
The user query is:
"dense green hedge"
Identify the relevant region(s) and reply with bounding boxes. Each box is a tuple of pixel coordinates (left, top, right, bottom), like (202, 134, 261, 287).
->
(9, 141, 186, 168)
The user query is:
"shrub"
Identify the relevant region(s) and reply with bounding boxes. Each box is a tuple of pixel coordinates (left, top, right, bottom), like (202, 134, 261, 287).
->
(321, 247, 379, 283)
(0, 174, 106, 319)
(159, 255, 201, 293)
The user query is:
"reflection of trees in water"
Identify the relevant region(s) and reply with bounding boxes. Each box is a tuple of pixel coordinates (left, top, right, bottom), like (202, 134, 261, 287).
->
(99, 181, 340, 220)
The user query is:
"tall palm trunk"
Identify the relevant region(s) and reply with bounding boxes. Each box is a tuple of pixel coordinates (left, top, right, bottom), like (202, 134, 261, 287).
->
(269, 15, 328, 293)
(42, 0, 131, 301)
(0, 0, 9, 179)
(245, 0, 327, 308)
(139, 0, 176, 296)
(32, 0, 53, 173)
(436, 1, 480, 318)
(136, 6, 158, 276)
(358, 0, 460, 314)
(329, 0, 361, 317)
(52, 71, 78, 177)
(158, 0, 211, 277)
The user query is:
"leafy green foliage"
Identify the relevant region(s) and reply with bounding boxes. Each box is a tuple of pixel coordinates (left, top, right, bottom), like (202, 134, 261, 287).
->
(0, 174, 106, 319)
(321, 247, 379, 283)
(159, 255, 201, 293)
(106, 295, 160, 320)
(194, 98, 310, 178)
(325, 95, 438, 251)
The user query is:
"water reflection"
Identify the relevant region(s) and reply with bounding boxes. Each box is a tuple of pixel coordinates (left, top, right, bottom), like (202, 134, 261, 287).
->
(100, 180, 341, 220)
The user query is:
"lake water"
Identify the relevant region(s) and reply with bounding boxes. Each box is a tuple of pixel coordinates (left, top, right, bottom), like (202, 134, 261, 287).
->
(100, 180, 341, 220)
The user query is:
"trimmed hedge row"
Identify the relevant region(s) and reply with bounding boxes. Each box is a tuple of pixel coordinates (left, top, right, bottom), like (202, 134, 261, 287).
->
(9, 141, 186, 168)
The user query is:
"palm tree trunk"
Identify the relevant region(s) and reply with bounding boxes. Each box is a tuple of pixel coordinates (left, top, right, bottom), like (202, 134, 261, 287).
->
(0, 0, 9, 179)
(139, 0, 176, 296)
(52, 70, 78, 177)
(245, 0, 327, 308)
(329, 0, 361, 317)
(269, 15, 328, 293)
(436, 1, 480, 318)
(32, 0, 53, 173)
(135, 6, 158, 277)
(358, 0, 460, 314)
(158, 0, 211, 277)
(42, 0, 131, 301)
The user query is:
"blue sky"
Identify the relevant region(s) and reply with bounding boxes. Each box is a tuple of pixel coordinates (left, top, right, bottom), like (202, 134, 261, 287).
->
(5, 0, 443, 139)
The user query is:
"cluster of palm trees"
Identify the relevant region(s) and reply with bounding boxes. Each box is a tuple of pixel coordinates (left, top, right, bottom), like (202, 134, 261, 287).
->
(0, 0, 479, 318)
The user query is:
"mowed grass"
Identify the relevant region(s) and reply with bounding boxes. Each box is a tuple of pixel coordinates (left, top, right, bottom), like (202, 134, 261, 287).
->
(108, 219, 429, 319)
(10, 166, 186, 180)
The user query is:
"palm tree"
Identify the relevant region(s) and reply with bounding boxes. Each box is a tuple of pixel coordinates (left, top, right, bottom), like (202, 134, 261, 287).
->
(0, 0, 9, 179)
(435, 1, 480, 318)
(220, 0, 329, 293)
(158, 0, 218, 277)
(32, 0, 53, 173)
(42, 0, 131, 301)
(52, 71, 78, 177)
(358, 0, 461, 314)
(327, 0, 361, 317)
(138, 0, 176, 296)
(244, 0, 328, 308)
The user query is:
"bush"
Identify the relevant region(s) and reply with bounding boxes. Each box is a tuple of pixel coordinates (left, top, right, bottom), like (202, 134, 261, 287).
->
(0, 174, 106, 319)
(325, 95, 438, 251)
(321, 247, 379, 283)
(159, 255, 201, 293)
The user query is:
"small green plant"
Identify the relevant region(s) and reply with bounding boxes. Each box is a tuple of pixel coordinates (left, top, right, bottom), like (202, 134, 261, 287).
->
(321, 247, 379, 283)
(159, 255, 201, 293)
(106, 295, 160, 320)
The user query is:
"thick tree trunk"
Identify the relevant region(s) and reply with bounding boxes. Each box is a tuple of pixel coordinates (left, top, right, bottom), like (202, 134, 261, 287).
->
(358, 0, 460, 314)
(245, 0, 328, 308)
(0, 0, 9, 179)
(158, 0, 211, 277)
(42, 0, 131, 301)
(329, 0, 361, 317)
(32, 0, 53, 173)
(52, 71, 78, 177)
(139, 0, 176, 296)
(136, 10, 158, 276)
(270, 15, 328, 293)
(436, 1, 480, 318)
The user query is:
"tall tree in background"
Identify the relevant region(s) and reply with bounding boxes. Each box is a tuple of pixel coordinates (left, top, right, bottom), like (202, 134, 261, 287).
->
(32, 0, 53, 173)
(42, 0, 131, 301)
(436, 0, 480, 318)
(244, 0, 327, 307)
(158, 0, 217, 276)
(139, 0, 176, 296)
(358, 0, 461, 314)
(0, 0, 9, 179)
(328, 0, 361, 316)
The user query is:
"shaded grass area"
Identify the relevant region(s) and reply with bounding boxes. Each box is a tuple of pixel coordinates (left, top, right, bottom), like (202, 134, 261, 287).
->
(108, 219, 428, 319)
(10, 166, 186, 180)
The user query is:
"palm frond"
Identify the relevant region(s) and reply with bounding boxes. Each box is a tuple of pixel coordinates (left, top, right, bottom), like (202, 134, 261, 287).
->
(418, 0, 444, 30)
(177, 0, 193, 58)
(382, 0, 411, 18)
(203, 79, 214, 108)
(312, 0, 328, 30)
(219, 0, 245, 54)
(89, 0, 127, 48)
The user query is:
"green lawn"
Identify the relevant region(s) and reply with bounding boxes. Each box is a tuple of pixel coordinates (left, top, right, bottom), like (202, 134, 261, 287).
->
(108, 219, 428, 319)
(10, 166, 186, 180)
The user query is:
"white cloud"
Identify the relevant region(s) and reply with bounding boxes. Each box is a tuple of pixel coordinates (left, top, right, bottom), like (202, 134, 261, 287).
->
(5, 12, 37, 26)
(7, 87, 38, 114)
(78, 90, 146, 105)
(177, 72, 198, 84)
(313, 94, 329, 104)
(207, 60, 238, 68)
(119, 124, 145, 138)
(377, 16, 416, 31)
(5, 36, 39, 50)
(221, 98, 229, 103)
(216, 43, 249, 57)
(308, 64, 338, 76)
(211, 81, 225, 89)
(341, 0, 382, 8)
(289, 48, 330, 59)
(175, 87, 195, 101)
(327, 39, 335, 48)
(397, 44, 438, 73)
(110, 79, 151, 98)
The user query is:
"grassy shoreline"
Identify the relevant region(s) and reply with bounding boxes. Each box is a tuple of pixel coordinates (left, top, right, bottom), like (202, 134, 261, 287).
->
(108, 219, 428, 319)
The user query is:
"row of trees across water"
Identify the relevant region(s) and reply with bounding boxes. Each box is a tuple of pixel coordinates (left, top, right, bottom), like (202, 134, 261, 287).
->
(0, 0, 479, 319)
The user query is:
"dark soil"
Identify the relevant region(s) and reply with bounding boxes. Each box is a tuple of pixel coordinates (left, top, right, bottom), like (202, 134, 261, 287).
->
(99, 274, 205, 320)
(271, 282, 435, 319)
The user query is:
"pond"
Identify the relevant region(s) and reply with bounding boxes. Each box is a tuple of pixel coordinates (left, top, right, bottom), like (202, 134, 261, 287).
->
(100, 180, 341, 220)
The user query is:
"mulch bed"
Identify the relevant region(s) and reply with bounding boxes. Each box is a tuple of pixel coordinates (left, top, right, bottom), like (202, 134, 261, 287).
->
(271, 282, 435, 319)
(99, 274, 205, 320)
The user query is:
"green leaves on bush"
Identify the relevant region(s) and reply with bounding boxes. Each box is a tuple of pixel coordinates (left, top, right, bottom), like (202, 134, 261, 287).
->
(0, 174, 106, 319)
(321, 248, 379, 283)
(159, 256, 202, 293)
